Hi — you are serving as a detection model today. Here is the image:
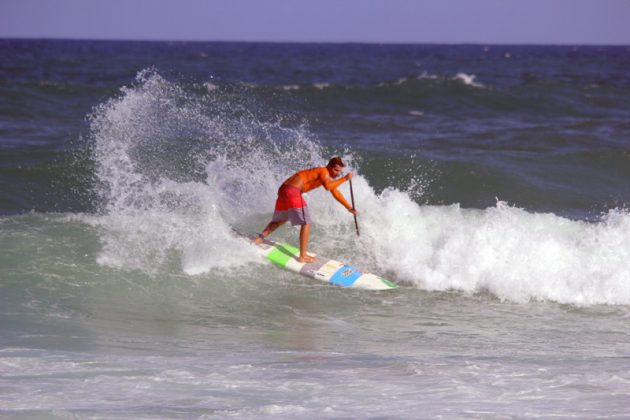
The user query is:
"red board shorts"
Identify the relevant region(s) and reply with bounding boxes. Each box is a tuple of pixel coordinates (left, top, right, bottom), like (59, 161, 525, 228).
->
(271, 184, 313, 226)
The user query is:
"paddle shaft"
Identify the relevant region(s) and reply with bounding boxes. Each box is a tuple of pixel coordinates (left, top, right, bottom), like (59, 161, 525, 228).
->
(349, 178, 360, 236)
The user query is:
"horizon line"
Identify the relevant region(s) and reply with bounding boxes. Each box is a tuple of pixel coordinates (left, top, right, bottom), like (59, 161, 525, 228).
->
(2, 35, 629, 48)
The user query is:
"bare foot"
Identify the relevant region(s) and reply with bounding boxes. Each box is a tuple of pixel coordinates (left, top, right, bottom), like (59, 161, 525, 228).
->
(298, 255, 316, 263)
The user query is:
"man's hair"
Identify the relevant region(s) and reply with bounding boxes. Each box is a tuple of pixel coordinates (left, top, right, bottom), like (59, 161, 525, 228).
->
(327, 156, 345, 168)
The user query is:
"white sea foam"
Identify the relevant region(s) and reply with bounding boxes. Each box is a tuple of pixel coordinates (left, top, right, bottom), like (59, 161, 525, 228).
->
(353, 185, 630, 306)
(416, 71, 484, 88)
(86, 70, 322, 275)
(86, 69, 629, 306)
(453, 72, 484, 88)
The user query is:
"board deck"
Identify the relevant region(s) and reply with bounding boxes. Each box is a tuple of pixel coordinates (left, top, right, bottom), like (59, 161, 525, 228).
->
(238, 232, 398, 290)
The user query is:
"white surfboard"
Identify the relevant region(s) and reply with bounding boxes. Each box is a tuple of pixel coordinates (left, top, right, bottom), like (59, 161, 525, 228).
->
(238, 232, 398, 290)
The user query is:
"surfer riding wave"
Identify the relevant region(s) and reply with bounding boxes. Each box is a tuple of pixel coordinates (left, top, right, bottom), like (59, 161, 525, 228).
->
(254, 157, 357, 263)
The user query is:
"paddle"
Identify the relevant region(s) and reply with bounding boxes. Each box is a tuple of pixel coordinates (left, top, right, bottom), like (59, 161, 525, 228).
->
(349, 178, 360, 236)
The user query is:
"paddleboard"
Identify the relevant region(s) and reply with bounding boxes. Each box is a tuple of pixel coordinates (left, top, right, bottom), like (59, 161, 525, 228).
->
(237, 232, 398, 290)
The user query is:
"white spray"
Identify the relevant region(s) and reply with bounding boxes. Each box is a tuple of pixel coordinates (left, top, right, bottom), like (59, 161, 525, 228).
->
(86, 70, 630, 306)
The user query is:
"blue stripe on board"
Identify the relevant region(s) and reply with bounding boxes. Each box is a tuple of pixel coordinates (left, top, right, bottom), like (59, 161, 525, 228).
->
(329, 265, 362, 287)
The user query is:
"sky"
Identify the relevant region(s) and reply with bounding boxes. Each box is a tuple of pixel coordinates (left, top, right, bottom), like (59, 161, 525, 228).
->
(1, 0, 629, 45)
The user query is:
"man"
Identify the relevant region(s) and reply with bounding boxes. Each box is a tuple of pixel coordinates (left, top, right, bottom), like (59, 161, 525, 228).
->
(254, 157, 357, 263)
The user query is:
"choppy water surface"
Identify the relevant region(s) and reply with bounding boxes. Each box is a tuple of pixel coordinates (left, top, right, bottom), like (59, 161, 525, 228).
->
(2, 40, 630, 417)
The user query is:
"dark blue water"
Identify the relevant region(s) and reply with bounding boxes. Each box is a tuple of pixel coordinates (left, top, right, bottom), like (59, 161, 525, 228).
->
(2, 39, 630, 217)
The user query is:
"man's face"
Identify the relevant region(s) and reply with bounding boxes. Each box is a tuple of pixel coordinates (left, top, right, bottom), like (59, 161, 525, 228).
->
(329, 164, 343, 179)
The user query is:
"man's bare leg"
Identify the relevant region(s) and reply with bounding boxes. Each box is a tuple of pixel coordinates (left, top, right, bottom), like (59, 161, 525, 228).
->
(254, 221, 285, 244)
(298, 224, 316, 263)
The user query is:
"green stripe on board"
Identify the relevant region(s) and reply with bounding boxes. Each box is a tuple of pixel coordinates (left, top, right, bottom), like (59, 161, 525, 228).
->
(380, 277, 399, 289)
(267, 243, 300, 267)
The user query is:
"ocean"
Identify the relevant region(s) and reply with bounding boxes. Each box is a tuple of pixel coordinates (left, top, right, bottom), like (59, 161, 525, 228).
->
(1, 39, 630, 418)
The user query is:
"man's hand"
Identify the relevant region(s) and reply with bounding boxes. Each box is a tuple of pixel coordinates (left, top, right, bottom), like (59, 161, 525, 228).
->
(346, 172, 353, 181)
(349, 208, 358, 216)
